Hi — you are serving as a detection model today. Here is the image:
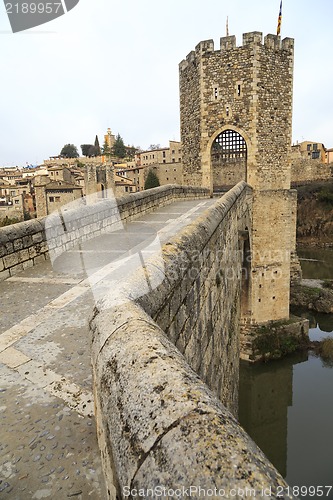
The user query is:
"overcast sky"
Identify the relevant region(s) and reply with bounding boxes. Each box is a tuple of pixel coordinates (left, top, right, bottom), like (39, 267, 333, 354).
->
(0, 0, 332, 166)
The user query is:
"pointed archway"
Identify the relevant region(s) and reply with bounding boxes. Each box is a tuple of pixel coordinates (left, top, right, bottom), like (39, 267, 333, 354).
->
(211, 129, 247, 192)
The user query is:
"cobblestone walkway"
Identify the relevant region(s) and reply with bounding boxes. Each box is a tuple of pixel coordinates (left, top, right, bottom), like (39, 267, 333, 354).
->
(0, 198, 215, 499)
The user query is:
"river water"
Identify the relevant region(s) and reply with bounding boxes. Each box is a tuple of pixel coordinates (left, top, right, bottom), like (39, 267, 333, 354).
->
(238, 248, 333, 496)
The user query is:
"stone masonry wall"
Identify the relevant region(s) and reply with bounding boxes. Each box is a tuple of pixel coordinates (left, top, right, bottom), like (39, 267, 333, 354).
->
(136, 182, 252, 413)
(91, 181, 294, 499)
(0, 185, 209, 281)
(179, 50, 202, 187)
(291, 158, 332, 184)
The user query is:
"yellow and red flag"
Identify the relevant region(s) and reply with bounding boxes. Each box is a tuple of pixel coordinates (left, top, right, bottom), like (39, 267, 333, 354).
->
(277, 0, 282, 36)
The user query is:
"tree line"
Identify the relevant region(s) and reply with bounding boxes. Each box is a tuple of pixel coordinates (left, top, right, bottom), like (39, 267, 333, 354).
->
(60, 133, 139, 160)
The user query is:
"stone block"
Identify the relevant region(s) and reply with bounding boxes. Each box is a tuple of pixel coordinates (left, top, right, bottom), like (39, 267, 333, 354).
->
(9, 263, 24, 276)
(3, 253, 19, 268)
(23, 259, 34, 270)
(5, 242, 14, 254)
(28, 246, 37, 258)
(0, 269, 10, 281)
(18, 249, 30, 263)
(32, 232, 44, 244)
(33, 255, 46, 266)
(13, 238, 23, 251)
(22, 235, 33, 248)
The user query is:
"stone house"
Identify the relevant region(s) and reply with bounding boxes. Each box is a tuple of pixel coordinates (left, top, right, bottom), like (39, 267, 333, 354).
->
(34, 178, 83, 218)
(137, 140, 182, 167)
(325, 148, 333, 164)
(292, 141, 326, 162)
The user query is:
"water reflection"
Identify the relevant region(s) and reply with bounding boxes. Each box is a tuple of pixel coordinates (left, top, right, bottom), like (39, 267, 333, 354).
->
(239, 328, 333, 494)
(298, 247, 333, 280)
(239, 352, 308, 478)
(238, 247, 333, 493)
(291, 306, 333, 340)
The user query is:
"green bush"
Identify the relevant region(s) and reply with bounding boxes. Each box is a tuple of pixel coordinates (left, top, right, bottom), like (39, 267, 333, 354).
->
(319, 338, 333, 362)
(144, 169, 160, 190)
(253, 329, 299, 360)
(0, 216, 21, 227)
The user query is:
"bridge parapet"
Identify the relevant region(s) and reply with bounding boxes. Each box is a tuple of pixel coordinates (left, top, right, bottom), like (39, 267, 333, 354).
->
(91, 181, 293, 499)
(0, 185, 209, 280)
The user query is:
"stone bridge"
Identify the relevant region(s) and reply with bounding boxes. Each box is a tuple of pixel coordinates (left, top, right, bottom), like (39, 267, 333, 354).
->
(0, 184, 297, 499)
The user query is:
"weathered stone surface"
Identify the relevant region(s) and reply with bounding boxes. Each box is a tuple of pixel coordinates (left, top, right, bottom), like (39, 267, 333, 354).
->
(133, 411, 290, 495)
(92, 296, 292, 499)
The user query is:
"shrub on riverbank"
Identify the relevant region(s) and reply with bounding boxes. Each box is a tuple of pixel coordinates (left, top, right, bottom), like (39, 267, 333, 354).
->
(318, 338, 333, 365)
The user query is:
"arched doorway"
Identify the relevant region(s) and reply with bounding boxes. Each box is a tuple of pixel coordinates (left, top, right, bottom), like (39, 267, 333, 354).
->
(211, 129, 247, 192)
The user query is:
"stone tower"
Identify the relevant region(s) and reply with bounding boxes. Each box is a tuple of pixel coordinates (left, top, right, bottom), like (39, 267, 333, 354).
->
(179, 32, 296, 326)
(84, 164, 115, 202)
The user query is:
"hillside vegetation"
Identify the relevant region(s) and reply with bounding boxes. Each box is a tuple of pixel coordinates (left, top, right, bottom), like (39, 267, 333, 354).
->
(296, 180, 333, 246)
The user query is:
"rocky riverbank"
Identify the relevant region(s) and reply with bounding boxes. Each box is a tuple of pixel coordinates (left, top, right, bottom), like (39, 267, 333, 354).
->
(290, 279, 333, 313)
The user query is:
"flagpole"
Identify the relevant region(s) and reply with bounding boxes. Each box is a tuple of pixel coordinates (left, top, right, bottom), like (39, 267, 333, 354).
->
(226, 16, 229, 37)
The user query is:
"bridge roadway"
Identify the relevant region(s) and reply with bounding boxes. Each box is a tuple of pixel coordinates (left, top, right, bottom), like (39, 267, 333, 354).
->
(0, 197, 216, 499)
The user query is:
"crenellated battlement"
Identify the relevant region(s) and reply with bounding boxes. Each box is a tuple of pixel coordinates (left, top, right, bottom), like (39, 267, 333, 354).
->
(179, 31, 294, 71)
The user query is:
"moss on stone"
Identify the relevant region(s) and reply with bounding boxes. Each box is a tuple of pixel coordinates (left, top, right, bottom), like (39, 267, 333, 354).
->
(250, 317, 310, 361)
(253, 330, 300, 360)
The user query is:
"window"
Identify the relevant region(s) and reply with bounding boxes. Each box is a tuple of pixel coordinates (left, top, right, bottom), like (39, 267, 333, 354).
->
(172, 158, 175, 163)
(214, 88, 218, 99)
(237, 84, 241, 97)
(307, 144, 311, 151)
(312, 151, 320, 159)
(163, 151, 166, 158)
(55, 196, 61, 202)
(313, 143, 318, 151)
(15, 200, 19, 205)
(172, 150, 175, 154)
(163, 160, 166, 163)
(56, 171, 59, 176)
(49, 197, 54, 202)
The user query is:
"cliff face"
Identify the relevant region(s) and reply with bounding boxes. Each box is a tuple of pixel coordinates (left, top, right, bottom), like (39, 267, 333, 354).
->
(296, 181, 333, 246)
